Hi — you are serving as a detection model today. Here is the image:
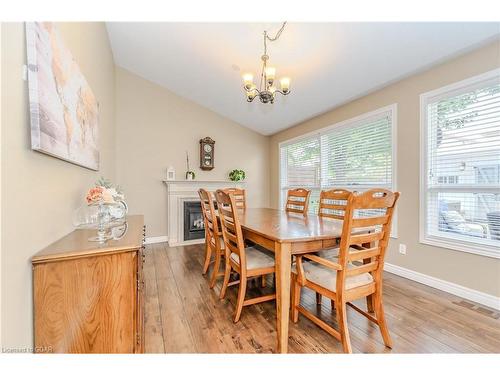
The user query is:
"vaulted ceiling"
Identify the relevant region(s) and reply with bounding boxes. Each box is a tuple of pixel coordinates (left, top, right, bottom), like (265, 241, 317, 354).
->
(106, 22, 500, 135)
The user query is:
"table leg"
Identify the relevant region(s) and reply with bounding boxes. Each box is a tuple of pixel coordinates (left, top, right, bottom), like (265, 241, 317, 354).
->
(274, 241, 291, 354)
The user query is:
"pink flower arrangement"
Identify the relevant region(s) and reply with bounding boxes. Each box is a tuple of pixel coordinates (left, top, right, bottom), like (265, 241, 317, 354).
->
(85, 178, 125, 205)
(85, 186, 115, 204)
(86, 186, 104, 204)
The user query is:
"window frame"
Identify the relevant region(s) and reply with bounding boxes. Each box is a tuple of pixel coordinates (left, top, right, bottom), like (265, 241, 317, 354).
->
(419, 68, 500, 259)
(279, 104, 398, 237)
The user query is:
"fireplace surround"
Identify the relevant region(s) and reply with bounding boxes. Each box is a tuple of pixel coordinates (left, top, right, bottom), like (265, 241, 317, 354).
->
(163, 180, 245, 246)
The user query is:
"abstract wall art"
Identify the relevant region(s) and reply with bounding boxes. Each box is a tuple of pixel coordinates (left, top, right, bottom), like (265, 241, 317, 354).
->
(26, 22, 99, 170)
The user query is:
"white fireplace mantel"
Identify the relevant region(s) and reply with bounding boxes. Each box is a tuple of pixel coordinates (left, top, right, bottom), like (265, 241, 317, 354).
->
(163, 180, 245, 246)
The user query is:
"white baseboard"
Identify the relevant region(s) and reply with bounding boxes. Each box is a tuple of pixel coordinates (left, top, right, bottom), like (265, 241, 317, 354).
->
(167, 238, 205, 247)
(144, 235, 168, 245)
(385, 263, 500, 311)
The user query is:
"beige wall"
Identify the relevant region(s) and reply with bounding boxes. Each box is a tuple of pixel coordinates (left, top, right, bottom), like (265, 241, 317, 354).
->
(115, 67, 270, 237)
(0, 22, 116, 348)
(269, 40, 500, 297)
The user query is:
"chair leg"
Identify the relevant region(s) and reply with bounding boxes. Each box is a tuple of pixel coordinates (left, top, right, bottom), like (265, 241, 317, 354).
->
(202, 241, 212, 275)
(219, 259, 231, 299)
(234, 275, 247, 323)
(335, 299, 352, 354)
(366, 295, 374, 313)
(209, 249, 222, 289)
(373, 290, 393, 349)
(261, 275, 266, 288)
(316, 292, 322, 305)
(291, 275, 301, 323)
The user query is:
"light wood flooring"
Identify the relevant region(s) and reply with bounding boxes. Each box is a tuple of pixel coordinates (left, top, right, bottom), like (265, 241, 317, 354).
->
(144, 242, 500, 353)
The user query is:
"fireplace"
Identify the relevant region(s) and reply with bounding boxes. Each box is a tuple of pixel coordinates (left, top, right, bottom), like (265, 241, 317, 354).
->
(164, 180, 244, 246)
(183, 201, 205, 241)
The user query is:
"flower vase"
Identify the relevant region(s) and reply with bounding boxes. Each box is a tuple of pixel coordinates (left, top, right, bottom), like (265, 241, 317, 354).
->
(88, 201, 113, 242)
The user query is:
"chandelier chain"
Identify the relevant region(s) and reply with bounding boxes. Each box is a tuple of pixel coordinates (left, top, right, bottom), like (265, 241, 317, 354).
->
(263, 22, 287, 56)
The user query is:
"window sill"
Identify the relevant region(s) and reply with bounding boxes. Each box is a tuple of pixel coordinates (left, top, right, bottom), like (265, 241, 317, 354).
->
(420, 235, 500, 259)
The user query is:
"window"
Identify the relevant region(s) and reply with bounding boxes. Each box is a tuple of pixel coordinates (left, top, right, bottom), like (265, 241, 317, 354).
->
(420, 69, 500, 258)
(279, 104, 397, 233)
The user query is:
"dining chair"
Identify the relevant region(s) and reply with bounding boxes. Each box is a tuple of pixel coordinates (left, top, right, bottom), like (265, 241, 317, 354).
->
(222, 187, 246, 209)
(317, 189, 353, 259)
(314, 189, 352, 307)
(198, 189, 225, 288)
(291, 188, 400, 353)
(215, 189, 276, 323)
(285, 188, 311, 215)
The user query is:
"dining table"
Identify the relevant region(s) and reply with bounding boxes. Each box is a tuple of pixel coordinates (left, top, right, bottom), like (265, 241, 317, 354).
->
(235, 207, 357, 354)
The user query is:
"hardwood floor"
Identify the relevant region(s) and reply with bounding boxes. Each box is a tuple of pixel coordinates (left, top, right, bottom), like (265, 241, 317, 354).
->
(144, 242, 500, 353)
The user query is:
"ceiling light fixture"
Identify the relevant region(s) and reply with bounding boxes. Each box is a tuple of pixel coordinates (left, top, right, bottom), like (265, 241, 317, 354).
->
(242, 22, 290, 104)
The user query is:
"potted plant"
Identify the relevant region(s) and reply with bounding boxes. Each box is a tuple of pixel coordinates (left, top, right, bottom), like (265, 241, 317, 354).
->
(229, 169, 246, 181)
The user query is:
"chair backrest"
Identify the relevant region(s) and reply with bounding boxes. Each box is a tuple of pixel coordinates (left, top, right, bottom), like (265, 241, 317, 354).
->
(336, 189, 400, 292)
(285, 188, 311, 215)
(318, 189, 352, 220)
(198, 189, 220, 247)
(215, 189, 247, 269)
(222, 188, 246, 209)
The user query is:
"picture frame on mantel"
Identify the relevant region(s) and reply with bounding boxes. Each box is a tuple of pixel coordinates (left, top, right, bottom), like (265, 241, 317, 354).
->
(166, 166, 176, 181)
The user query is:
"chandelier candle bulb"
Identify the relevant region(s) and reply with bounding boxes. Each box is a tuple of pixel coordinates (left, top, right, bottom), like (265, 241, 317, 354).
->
(243, 73, 254, 90)
(280, 77, 290, 93)
(246, 89, 256, 101)
(265, 66, 276, 84)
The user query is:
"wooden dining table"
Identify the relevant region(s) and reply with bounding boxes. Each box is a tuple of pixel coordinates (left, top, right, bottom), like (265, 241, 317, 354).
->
(235, 207, 349, 354)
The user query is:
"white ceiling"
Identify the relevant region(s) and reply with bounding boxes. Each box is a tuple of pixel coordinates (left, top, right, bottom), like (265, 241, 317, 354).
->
(106, 22, 500, 135)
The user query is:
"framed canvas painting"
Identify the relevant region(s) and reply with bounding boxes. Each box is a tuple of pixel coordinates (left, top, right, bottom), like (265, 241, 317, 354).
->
(26, 22, 99, 170)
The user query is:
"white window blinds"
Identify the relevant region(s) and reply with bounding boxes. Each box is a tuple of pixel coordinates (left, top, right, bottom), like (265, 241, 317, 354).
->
(280, 136, 320, 189)
(279, 106, 395, 215)
(321, 112, 392, 189)
(421, 69, 500, 257)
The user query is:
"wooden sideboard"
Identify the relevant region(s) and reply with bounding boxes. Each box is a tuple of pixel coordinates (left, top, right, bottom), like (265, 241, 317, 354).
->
(32, 215, 145, 353)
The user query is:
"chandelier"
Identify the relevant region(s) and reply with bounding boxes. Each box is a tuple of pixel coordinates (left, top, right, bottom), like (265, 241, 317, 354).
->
(242, 22, 291, 104)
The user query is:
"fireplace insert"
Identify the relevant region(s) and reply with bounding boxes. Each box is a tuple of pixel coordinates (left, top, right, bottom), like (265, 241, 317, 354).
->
(183, 201, 205, 241)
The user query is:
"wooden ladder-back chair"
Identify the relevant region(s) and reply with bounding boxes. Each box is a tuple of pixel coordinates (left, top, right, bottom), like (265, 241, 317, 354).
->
(215, 189, 276, 323)
(318, 189, 352, 220)
(285, 188, 311, 215)
(291, 188, 400, 353)
(314, 189, 352, 307)
(198, 189, 225, 288)
(222, 188, 246, 209)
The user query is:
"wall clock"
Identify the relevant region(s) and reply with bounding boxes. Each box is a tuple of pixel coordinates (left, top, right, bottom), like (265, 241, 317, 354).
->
(199, 137, 215, 171)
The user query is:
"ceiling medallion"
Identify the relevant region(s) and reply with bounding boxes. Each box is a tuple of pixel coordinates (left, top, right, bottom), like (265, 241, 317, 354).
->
(242, 22, 290, 104)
